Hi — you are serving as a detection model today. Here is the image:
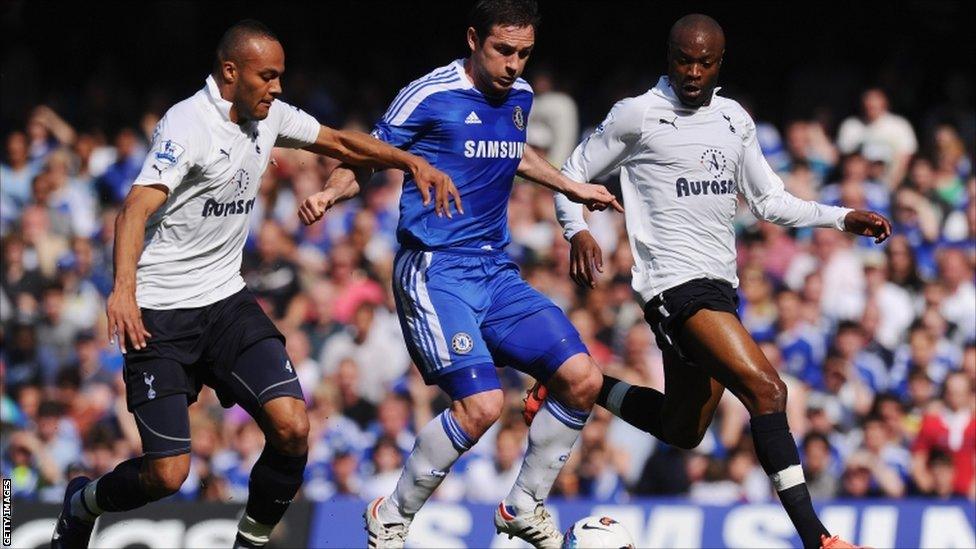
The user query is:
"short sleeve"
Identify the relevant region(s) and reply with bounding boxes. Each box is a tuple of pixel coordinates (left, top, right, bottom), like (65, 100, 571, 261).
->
(273, 101, 321, 149)
(133, 110, 200, 193)
(370, 88, 435, 149)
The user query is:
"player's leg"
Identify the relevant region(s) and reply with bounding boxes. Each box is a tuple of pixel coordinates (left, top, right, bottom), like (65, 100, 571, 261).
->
(373, 371, 503, 521)
(679, 309, 831, 549)
(599, 347, 726, 448)
(484, 274, 598, 547)
(213, 337, 308, 549)
(368, 250, 503, 548)
(526, 279, 726, 448)
(197, 288, 312, 548)
(53, 357, 194, 548)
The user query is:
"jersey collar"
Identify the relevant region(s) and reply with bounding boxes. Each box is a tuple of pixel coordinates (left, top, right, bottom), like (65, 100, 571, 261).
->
(205, 75, 234, 122)
(454, 59, 475, 90)
(651, 76, 721, 111)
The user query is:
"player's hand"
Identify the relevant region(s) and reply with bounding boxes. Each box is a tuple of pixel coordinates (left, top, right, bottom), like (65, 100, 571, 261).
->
(410, 160, 463, 218)
(107, 287, 151, 353)
(569, 230, 604, 289)
(844, 210, 892, 244)
(565, 181, 624, 213)
(298, 189, 339, 226)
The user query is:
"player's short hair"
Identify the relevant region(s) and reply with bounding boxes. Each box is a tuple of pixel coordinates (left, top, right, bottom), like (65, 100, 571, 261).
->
(213, 19, 279, 72)
(468, 0, 540, 43)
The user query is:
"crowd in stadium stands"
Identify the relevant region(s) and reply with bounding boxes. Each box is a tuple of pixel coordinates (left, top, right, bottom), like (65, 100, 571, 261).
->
(1, 74, 974, 509)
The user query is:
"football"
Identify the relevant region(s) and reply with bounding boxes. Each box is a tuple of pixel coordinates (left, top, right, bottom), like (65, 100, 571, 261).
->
(561, 516, 636, 549)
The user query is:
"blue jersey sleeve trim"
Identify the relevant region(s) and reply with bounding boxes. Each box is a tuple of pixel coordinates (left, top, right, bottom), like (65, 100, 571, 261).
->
(383, 67, 456, 121)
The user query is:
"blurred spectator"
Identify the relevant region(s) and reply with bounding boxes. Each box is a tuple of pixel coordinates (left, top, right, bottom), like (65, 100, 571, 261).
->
(775, 289, 827, 387)
(19, 205, 69, 279)
(801, 433, 839, 499)
(832, 321, 889, 393)
(35, 283, 78, 381)
(884, 234, 926, 301)
(464, 426, 522, 503)
(2, 431, 41, 499)
(1, 132, 36, 232)
(526, 69, 579, 166)
(926, 451, 961, 500)
(319, 302, 409, 404)
(284, 329, 322, 397)
(333, 358, 378, 430)
(932, 125, 970, 207)
(890, 321, 962, 397)
(863, 255, 914, 352)
(837, 88, 918, 186)
(821, 152, 890, 220)
(847, 415, 908, 497)
(891, 188, 941, 275)
(781, 120, 837, 185)
(360, 437, 404, 501)
(937, 248, 976, 343)
(247, 220, 301, 321)
(807, 353, 874, 434)
(911, 372, 976, 499)
(95, 128, 144, 205)
(785, 229, 866, 322)
(364, 395, 414, 457)
(738, 266, 777, 342)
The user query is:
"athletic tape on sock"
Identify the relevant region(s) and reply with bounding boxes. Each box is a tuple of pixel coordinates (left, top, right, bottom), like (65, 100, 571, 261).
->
(238, 514, 273, 545)
(605, 380, 632, 416)
(83, 480, 103, 515)
(770, 464, 806, 491)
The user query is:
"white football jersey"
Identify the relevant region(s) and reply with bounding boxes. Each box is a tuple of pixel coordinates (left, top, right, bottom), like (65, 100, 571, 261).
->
(131, 75, 319, 309)
(556, 76, 851, 305)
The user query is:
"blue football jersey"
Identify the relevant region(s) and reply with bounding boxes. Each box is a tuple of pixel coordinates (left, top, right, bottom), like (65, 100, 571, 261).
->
(371, 59, 533, 251)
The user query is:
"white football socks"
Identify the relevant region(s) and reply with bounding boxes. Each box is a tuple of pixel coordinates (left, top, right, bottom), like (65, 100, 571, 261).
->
(505, 397, 589, 513)
(378, 410, 473, 523)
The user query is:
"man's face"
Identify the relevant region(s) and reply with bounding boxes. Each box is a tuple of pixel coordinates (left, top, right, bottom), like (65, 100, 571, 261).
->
(862, 90, 887, 121)
(6, 132, 27, 165)
(468, 24, 535, 97)
(667, 30, 723, 107)
(225, 37, 285, 121)
(804, 439, 829, 473)
(944, 375, 971, 411)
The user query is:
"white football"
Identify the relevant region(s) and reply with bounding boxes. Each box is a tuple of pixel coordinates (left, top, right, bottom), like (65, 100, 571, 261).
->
(562, 516, 635, 549)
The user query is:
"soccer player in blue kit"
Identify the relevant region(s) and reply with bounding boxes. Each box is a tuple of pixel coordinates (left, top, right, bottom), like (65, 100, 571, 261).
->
(298, 1, 621, 547)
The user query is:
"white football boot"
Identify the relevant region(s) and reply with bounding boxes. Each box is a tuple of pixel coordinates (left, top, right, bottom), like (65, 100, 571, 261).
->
(494, 501, 563, 548)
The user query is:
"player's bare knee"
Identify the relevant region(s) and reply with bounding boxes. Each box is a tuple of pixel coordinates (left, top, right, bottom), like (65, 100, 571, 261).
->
(454, 390, 504, 437)
(263, 398, 310, 454)
(142, 456, 189, 498)
(549, 354, 601, 410)
(746, 373, 788, 415)
(564, 362, 602, 410)
(767, 377, 788, 411)
(269, 416, 310, 455)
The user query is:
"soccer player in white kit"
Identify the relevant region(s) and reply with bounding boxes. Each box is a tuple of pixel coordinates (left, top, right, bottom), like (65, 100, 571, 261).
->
(526, 14, 890, 549)
(51, 20, 458, 549)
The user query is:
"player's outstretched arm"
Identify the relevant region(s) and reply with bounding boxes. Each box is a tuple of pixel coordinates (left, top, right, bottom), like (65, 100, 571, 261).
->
(740, 145, 893, 244)
(517, 145, 623, 212)
(304, 126, 462, 217)
(108, 185, 168, 353)
(298, 164, 370, 226)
